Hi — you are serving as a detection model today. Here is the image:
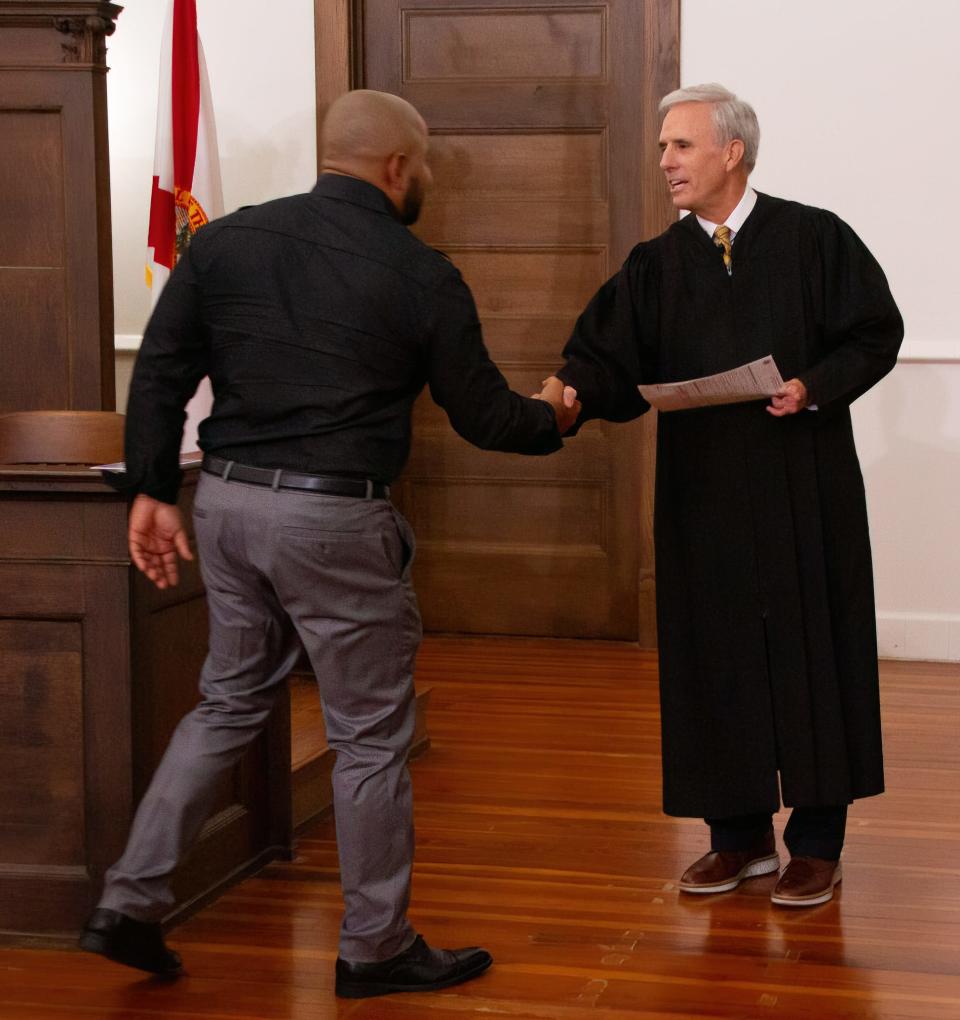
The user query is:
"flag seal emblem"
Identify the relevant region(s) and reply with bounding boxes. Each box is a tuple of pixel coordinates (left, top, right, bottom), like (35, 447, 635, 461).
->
(174, 186, 209, 255)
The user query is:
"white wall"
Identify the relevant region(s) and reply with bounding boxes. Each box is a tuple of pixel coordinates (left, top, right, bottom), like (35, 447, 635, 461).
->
(682, 0, 960, 659)
(107, 0, 317, 339)
(681, 0, 958, 355)
(106, 0, 960, 658)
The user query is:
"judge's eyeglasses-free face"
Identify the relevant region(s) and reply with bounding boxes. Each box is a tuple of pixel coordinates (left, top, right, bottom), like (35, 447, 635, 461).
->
(658, 101, 745, 221)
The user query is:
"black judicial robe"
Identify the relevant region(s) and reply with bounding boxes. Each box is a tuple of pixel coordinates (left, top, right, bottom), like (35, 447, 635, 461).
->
(557, 192, 903, 818)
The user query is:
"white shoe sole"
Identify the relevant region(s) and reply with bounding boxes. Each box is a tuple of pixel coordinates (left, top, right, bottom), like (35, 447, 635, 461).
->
(770, 863, 842, 907)
(679, 853, 781, 894)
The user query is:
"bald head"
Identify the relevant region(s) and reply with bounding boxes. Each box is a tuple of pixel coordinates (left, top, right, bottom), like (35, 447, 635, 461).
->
(321, 90, 427, 171)
(320, 90, 432, 224)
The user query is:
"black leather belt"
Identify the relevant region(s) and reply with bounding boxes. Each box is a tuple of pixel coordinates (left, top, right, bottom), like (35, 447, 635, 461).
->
(202, 455, 390, 499)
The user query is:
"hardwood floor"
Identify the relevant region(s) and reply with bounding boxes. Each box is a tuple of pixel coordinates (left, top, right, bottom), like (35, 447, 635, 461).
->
(1, 639, 957, 1019)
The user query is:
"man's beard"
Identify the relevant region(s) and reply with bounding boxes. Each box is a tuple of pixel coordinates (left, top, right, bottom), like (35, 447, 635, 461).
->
(400, 176, 424, 225)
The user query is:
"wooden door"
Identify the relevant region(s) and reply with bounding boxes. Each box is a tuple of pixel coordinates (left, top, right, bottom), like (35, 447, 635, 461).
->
(318, 0, 677, 640)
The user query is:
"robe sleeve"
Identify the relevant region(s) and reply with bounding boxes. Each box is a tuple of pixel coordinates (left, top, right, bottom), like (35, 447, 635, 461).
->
(555, 245, 652, 431)
(798, 210, 903, 409)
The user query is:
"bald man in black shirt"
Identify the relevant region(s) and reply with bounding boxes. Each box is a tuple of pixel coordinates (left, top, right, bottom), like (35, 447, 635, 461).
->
(81, 89, 578, 998)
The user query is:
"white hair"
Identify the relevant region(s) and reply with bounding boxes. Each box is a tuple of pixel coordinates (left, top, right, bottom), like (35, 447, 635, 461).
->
(659, 83, 760, 173)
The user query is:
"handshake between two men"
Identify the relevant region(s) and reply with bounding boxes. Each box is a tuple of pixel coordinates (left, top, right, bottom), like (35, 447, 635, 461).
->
(532, 376, 581, 436)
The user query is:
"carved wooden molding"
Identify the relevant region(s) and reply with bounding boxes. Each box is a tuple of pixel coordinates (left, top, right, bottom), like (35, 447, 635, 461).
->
(0, 2, 121, 68)
(54, 13, 115, 64)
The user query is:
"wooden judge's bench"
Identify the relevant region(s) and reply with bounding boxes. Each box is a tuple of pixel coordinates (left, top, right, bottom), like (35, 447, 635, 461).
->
(0, 457, 293, 941)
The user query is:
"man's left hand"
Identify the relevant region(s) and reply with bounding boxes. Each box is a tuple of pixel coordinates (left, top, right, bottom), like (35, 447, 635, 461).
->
(767, 378, 808, 417)
(128, 493, 194, 589)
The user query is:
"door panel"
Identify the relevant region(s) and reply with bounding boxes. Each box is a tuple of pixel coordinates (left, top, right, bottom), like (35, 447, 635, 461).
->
(401, 7, 606, 81)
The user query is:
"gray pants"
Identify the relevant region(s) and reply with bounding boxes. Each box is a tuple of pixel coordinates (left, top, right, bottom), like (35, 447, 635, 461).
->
(99, 471, 422, 962)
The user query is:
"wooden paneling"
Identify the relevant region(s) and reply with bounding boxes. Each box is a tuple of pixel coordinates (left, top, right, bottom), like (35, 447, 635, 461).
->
(428, 130, 607, 200)
(0, 500, 125, 561)
(448, 246, 607, 317)
(418, 199, 608, 246)
(130, 574, 209, 797)
(480, 315, 593, 364)
(0, 3, 120, 412)
(0, 81, 86, 414)
(0, 411, 124, 465)
(408, 423, 610, 473)
(0, 269, 69, 411)
(403, 7, 606, 81)
(0, 110, 65, 264)
(408, 477, 605, 550)
(0, 620, 84, 866)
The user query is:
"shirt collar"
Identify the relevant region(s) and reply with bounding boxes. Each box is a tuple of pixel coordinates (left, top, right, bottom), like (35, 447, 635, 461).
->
(311, 173, 401, 220)
(696, 186, 757, 241)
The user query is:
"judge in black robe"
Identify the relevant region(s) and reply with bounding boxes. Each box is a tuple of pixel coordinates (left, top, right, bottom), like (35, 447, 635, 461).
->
(547, 85, 903, 903)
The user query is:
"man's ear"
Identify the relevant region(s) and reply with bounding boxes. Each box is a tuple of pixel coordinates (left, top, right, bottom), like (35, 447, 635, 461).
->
(725, 139, 745, 171)
(384, 151, 408, 191)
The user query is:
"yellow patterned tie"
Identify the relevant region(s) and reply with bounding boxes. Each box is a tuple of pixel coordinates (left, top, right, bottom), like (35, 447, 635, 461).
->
(713, 224, 733, 275)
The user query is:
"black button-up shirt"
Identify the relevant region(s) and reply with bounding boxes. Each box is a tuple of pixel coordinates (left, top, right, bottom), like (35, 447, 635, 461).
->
(120, 174, 562, 503)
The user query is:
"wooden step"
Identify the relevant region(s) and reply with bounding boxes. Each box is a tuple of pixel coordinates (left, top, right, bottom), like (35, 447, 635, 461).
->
(289, 673, 431, 833)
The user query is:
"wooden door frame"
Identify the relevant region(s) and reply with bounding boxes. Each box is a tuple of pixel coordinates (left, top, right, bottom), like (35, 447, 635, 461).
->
(314, 0, 362, 159)
(312, 0, 679, 647)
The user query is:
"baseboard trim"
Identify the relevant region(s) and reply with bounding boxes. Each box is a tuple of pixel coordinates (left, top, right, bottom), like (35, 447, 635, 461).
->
(877, 613, 960, 662)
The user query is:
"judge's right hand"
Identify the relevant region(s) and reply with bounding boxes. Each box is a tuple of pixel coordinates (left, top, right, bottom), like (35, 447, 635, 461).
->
(128, 493, 194, 589)
(532, 375, 581, 434)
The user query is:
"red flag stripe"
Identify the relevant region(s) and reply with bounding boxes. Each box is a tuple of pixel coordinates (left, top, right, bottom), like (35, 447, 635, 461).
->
(147, 175, 176, 270)
(171, 0, 200, 196)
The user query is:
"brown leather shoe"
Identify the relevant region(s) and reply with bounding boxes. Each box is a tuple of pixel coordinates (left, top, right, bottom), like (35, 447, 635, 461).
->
(679, 831, 780, 894)
(771, 856, 842, 907)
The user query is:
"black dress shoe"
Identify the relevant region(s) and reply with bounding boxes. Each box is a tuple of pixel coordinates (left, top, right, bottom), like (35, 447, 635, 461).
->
(335, 934, 492, 998)
(79, 908, 183, 977)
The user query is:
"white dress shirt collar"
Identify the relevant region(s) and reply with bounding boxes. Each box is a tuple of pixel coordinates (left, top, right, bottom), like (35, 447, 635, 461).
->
(697, 187, 757, 242)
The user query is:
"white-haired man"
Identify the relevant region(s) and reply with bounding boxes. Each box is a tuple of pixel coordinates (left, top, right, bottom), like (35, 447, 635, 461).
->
(540, 84, 902, 906)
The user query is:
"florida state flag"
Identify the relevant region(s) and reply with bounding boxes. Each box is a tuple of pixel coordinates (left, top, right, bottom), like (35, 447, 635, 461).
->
(146, 0, 223, 450)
